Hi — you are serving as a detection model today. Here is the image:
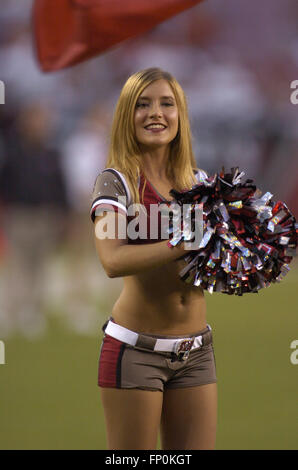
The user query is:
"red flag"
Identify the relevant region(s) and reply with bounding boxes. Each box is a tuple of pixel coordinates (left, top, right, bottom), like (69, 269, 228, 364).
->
(32, 0, 205, 72)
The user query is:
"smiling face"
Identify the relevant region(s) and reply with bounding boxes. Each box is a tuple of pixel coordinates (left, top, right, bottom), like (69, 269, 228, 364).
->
(134, 79, 179, 151)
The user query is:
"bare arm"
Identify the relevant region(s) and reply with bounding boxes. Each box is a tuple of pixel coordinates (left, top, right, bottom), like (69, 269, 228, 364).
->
(93, 211, 187, 278)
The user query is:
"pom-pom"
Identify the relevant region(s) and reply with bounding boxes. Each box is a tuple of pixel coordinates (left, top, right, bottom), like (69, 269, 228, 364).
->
(164, 167, 298, 295)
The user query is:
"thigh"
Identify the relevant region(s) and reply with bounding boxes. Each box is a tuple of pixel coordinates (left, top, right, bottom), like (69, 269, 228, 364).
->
(160, 383, 217, 450)
(100, 387, 163, 450)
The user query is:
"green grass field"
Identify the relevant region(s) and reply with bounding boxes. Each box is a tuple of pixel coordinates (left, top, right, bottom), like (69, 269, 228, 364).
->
(0, 261, 297, 449)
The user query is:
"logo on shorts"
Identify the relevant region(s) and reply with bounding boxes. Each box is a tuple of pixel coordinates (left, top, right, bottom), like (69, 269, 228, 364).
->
(174, 338, 195, 361)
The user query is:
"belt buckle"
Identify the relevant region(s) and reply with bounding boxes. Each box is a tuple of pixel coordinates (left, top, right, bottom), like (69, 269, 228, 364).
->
(174, 337, 195, 361)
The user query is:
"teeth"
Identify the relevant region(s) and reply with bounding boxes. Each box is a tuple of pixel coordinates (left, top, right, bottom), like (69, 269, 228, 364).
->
(146, 124, 165, 129)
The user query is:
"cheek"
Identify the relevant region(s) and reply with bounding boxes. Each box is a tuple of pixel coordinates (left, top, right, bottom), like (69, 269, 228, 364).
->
(134, 112, 145, 133)
(169, 110, 179, 130)
(134, 113, 141, 133)
(134, 108, 146, 121)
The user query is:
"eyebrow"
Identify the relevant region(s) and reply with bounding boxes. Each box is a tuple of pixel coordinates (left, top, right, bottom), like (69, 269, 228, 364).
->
(137, 95, 175, 101)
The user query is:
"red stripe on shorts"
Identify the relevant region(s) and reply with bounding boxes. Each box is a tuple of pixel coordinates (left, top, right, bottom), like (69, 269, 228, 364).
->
(98, 334, 126, 387)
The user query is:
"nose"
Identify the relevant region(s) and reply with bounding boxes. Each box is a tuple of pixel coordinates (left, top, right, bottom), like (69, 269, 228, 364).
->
(149, 102, 162, 118)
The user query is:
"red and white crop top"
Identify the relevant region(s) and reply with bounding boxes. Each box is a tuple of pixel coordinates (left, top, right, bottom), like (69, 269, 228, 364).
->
(90, 167, 208, 244)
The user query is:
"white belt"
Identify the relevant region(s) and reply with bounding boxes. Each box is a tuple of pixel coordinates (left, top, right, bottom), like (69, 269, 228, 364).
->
(104, 320, 212, 359)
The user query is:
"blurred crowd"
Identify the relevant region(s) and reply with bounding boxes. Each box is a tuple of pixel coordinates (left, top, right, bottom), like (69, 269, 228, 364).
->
(0, 0, 297, 338)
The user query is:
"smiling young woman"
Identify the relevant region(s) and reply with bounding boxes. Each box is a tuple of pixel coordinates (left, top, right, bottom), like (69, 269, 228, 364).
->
(90, 67, 217, 450)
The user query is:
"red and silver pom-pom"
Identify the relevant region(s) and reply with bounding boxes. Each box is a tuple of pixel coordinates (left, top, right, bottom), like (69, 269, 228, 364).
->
(165, 167, 297, 295)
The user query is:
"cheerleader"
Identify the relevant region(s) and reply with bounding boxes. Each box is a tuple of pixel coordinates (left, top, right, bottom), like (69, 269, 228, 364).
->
(90, 67, 217, 450)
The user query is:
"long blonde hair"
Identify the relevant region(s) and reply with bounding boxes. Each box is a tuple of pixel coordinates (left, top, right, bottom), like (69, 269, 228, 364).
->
(106, 67, 198, 204)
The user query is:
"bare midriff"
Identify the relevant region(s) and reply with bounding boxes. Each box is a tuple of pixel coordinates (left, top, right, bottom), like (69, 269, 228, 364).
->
(111, 255, 207, 336)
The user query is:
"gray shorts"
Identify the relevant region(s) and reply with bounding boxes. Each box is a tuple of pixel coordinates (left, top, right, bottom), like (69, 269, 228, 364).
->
(98, 318, 217, 392)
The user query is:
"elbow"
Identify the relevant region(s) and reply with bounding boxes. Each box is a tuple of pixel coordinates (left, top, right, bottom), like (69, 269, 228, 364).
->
(103, 262, 116, 278)
(96, 250, 121, 278)
(107, 269, 123, 279)
(104, 260, 121, 278)
(106, 263, 129, 278)
(106, 267, 117, 278)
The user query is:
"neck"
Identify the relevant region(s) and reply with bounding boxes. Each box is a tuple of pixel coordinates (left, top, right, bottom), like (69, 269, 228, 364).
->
(140, 145, 170, 180)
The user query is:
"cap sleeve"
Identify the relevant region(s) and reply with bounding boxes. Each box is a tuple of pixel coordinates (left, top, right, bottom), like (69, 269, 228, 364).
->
(90, 169, 128, 223)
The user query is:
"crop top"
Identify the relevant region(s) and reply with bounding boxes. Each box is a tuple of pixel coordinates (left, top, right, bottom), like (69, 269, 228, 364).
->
(90, 167, 208, 245)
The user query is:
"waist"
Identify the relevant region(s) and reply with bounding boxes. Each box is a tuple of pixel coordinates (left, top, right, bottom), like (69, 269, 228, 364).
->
(111, 294, 206, 335)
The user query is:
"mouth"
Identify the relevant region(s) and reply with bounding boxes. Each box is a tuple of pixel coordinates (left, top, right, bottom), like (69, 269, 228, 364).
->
(144, 123, 167, 133)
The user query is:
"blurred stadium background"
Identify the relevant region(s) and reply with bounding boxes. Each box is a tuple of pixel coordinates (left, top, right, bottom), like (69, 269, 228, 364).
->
(0, 0, 297, 450)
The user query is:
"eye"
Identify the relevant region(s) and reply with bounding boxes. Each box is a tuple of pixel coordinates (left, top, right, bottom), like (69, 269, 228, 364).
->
(162, 102, 174, 107)
(136, 103, 148, 108)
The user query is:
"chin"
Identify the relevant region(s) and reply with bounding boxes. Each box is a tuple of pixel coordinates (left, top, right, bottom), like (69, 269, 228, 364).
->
(143, 141, 170, 150)
(142, 136, 172, 146)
